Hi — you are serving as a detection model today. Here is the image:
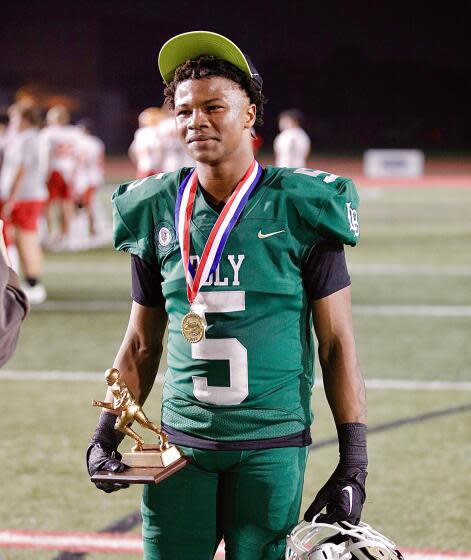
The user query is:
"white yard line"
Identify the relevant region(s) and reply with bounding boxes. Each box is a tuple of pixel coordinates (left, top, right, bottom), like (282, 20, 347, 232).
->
(44, 262, 471, 276)
(30, 301, 471, 316)
(1, 371, 470, 391)
(353, 305, 471, 317)
(349, 264, 471, 276)
(44, 262, 127, 273)
(319, 379, 471, 391)
(33, 300, 131, 312)
(0, 370, 106, 381)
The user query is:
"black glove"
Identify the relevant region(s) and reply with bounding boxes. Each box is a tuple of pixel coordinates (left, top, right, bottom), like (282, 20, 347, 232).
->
(86, 411, 129, 493)
(304, 423, 368, 525)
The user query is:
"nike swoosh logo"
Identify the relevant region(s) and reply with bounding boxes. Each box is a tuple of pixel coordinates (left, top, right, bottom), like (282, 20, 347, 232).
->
(257, 229, 285, 239)
(342, 485, 353, 515)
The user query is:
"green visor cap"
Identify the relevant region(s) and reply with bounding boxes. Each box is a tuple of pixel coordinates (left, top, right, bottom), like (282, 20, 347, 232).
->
(158, 30, 262, 89)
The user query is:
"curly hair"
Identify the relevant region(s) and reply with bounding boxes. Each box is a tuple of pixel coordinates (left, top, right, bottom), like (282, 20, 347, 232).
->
(163, 55, 267, 127)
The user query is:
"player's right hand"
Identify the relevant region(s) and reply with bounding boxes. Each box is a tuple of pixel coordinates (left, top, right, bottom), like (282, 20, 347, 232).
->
(86, 441, 129, 493)
(86, 411, 128, 493)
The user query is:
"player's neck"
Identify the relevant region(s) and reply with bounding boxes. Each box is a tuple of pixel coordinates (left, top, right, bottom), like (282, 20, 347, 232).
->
(196, 151, 255, 205)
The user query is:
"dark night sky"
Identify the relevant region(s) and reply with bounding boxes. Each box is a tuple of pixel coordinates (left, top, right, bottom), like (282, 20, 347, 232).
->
(1, 0, 470, 152)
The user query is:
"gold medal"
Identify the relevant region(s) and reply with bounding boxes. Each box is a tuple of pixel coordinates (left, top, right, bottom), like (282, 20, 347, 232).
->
(181, 311, 205, 343)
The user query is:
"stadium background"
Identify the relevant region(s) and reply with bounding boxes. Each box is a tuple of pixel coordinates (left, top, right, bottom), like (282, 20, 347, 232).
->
(1, 1, 470, 154)
(1, 1, 470, 559)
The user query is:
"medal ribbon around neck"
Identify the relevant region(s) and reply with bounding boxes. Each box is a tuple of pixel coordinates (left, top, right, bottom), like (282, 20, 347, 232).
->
(175, 160, 262, 304)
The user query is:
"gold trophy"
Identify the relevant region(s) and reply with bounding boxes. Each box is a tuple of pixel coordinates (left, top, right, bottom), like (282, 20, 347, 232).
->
(91, 368, 187, 484)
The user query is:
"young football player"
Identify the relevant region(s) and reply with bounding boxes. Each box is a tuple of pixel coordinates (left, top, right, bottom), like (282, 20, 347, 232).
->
(273, 108, 311, 168)
(0, 105, 48, 304)
(38, 104, 80, 249)
(152, 105, 194, 173)
(87, 31, 367, 560)
(75, 118, 105, 240)
(128, 107, 165, 178)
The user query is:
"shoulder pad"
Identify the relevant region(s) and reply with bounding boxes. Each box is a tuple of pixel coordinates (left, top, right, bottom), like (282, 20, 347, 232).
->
(275, 166, 360, 246)
(277, 166, 346, 189)
(112, 168, 192, 202)
(112, 168, 193, 261)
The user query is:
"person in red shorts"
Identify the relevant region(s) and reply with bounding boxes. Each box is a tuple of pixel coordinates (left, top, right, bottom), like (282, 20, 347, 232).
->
(75, 118, 105, 241)
(0, 105, 47, 304)
(39, 105, 80, 249)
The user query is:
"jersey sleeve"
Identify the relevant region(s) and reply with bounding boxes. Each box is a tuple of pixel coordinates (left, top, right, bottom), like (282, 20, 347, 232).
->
(111, 178, 158, 263)
(285, 168, 360, 250)
(112, 169, 189, 263)
(315, 176, 360, 245)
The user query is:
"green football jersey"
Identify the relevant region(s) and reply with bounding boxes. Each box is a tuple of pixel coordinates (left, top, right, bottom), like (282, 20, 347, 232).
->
(112, 165, 360, 441)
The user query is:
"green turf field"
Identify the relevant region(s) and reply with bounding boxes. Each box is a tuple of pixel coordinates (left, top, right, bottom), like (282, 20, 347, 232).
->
(1, 182, 471, 559)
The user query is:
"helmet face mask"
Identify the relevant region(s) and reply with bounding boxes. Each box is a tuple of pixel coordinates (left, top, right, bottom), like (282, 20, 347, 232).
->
(286, 518, 404, 560)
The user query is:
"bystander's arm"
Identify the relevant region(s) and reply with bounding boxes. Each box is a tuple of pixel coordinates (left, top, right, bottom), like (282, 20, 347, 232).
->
(0, 219, 29, 367)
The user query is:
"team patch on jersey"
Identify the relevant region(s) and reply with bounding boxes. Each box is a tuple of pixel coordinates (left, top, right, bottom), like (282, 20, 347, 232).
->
(346, 202, 360, 237)
(155, 221, 176, 254)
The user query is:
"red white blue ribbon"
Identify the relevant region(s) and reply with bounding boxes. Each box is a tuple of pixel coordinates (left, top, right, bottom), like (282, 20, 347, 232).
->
(175, 160, 262, 304)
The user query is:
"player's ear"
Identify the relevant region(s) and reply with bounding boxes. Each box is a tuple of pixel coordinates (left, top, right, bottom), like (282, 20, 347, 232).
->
(244, 103, 256, 129)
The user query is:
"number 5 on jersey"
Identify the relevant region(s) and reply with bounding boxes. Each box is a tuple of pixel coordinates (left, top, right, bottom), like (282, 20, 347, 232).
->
(191, 291, 248, 406)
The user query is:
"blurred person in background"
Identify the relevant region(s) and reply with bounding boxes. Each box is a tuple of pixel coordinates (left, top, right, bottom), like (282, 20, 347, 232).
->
(273, 108, 311, 168)
(0, 105, 47, 304)
(6, 103, 22, 138)
(0, 109, 10, 169)
(153, 104, 194, 172)
(0, 219, 29, 367)
(39, 104, 80, 249)
(128, 107, 164, 178)
(1, 102, 34, 272)
(74, 118, 105, 245)
(251, 127, 263, 157)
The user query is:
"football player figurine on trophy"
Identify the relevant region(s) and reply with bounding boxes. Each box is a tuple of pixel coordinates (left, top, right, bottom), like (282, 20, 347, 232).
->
(92, 368, 182, 469)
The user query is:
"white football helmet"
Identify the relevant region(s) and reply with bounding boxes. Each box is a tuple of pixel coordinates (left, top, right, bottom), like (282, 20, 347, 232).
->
(286, 517, 404, 560)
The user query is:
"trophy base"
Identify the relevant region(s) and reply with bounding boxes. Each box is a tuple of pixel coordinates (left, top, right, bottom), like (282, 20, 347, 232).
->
(91, 456, 188, 485)
(122, 444, 182, 468)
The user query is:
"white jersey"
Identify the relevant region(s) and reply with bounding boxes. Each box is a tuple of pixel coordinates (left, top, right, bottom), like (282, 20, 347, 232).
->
(130, 126, 161, 177)
(75, 132, 105, 195)
(0, 131, 7, 169)
(155, 117, 194, 173)
(0, 127, 47, 201)
(0, 122, 20, 167)
(38, 124, 81, 186)
(273, 126, 311, 167)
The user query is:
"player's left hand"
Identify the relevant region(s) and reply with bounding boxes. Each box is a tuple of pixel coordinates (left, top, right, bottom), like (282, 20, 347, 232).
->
(304, 465, 367, 525)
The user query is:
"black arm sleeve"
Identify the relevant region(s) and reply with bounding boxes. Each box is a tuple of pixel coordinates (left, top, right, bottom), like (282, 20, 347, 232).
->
(302, 241, 351, 301)
(130, 254, 165, 308)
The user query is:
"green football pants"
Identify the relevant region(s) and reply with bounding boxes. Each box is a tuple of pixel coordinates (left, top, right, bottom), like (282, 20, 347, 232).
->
(141, 445, 309, 560)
